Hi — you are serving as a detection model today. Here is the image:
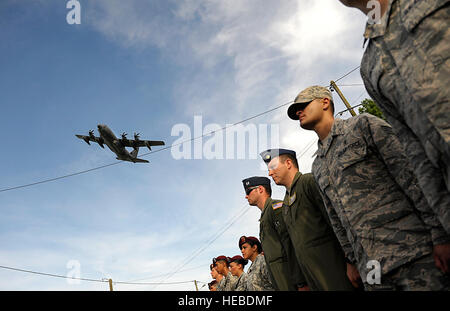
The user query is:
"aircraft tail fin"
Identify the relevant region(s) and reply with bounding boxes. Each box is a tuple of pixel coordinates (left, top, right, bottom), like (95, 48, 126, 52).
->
(129, 148, 148, 163)
(133, 158, 149, 163)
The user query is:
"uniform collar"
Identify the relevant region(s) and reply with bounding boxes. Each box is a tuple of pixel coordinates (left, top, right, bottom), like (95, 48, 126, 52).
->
(316, 119, 346, 157)
(287, 171, 302, 194)
(260, 197, 272, 219)
(363, 0, 393, 45)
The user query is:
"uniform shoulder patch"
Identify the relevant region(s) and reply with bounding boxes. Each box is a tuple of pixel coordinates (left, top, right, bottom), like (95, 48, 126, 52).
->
(272, 202, 283, 210)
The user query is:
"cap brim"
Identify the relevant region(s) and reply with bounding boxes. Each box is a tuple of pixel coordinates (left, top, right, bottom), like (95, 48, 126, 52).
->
(287, 103, 302, 120)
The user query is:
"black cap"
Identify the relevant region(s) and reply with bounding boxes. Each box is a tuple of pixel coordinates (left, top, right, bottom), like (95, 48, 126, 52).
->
(242, 176, 270, 192)
(260, 148, 297, 163)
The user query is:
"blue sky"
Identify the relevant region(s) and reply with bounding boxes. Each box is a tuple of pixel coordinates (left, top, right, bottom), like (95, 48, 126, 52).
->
(0, 0, 369, 290)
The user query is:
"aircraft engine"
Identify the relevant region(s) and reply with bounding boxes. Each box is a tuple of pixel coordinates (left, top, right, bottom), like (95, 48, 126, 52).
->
(98, 137, 105, 148)
(145, 141, 152, 151)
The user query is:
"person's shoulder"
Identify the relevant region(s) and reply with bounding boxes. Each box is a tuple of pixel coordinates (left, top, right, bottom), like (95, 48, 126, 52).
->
(270, 199, 283, 211)
(298, 172, 316, 188)
(353, 113, 390, 129)
(256, 253, 266, 263)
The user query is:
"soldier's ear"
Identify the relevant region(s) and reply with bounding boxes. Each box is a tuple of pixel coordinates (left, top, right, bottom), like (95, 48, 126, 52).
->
(322, 98, 333, 113)
(284, 157, 293, 169)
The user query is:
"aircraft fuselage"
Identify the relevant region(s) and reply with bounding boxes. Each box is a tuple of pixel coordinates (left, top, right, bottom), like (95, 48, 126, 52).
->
(97, 124, 135, 161)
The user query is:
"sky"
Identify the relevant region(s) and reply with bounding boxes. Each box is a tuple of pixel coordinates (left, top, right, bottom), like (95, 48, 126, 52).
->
(0, 0, 370, 291)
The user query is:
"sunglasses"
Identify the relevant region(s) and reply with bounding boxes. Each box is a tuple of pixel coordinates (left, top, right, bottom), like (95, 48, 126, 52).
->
(245, 186, 260, 195)
(295, 101, 313, 114)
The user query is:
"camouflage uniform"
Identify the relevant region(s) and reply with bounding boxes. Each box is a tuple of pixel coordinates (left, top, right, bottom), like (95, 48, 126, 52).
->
(217, 271, 239, 291)
(234, 272, 248, 291)
(312, 113, 450, 289)
(245, 253, 275, 291)
(360, 0, 450, 232)
(260, 197, 305, 291)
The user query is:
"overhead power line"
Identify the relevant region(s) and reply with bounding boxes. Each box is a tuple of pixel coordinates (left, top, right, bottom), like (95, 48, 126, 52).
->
(0, 265, 106, 284)
(0, 65, 362, 194)
(0, 264, 206, 286)
(0, 102, 292, 194)
(150, 205, 251, 289)
(334, 66, 360, 83)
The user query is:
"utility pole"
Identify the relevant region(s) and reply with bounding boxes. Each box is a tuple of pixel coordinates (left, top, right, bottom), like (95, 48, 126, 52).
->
(109, 279, 114, 291)
(194, 280, 199, 291)
(330, 80, 357, 117)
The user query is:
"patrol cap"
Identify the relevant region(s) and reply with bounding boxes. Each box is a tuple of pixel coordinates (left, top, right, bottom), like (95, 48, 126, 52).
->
(238, 235, 262, 251)
(287, 85, 333, 120)
(260, 148, 296, 164)
(242, 176, 270, 193)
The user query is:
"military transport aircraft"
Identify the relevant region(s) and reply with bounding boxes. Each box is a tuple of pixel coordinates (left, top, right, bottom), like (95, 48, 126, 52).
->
(76, 124, 165, 163)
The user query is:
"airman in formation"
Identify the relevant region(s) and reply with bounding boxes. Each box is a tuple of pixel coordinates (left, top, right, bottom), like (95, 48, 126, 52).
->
(208, 1, 449, 291)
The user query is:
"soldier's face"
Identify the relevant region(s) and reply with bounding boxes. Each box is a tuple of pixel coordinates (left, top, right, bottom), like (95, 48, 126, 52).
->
(245, 186, 260, 205)
(241, 243, 256, 260)
(215, 261, 225, 274)
(296, 98, 324, 130)
(210, 267, 219, 279)
(267, 157, 288, 185)
(229, 262, 242, 276)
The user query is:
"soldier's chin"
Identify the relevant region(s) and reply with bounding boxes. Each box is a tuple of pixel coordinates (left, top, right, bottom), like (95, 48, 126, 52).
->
(272, 178, 282, 185)
(300, 120, 313, 130)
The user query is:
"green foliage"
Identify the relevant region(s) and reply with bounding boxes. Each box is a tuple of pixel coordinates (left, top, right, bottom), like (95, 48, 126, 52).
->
(358, 98, 386, 120)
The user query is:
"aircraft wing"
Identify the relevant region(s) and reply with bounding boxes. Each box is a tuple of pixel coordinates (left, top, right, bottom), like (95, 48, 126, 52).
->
(121, 139, 165, 148)
(75, 134, 104, 147)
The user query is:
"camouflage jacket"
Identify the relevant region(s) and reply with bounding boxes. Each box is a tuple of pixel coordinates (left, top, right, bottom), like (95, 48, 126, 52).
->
(245, 254, 275, 291)
(360, 0, 450, 232)
(312, 114, 449, 281)
(217, 271, 238, 291)
(233, 272, 248, 291)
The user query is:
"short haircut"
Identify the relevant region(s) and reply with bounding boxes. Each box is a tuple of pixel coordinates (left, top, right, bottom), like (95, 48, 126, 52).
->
(244, 240, 263, 253)
(279, 154, 299, 169)
(329, 99, 335, 114)
(261, 184, 272, 197)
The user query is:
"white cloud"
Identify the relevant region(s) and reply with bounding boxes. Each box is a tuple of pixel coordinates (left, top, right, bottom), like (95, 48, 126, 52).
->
(0, 0, 372, 291)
